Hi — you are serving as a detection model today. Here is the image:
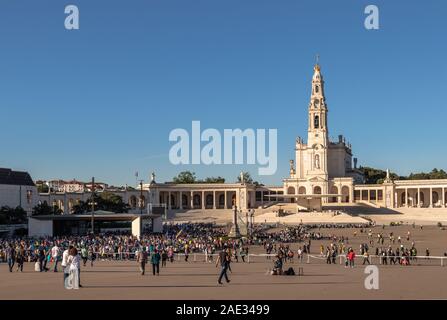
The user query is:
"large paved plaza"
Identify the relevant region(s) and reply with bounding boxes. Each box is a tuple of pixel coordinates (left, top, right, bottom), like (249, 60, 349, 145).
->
(1, 225, 447, 300)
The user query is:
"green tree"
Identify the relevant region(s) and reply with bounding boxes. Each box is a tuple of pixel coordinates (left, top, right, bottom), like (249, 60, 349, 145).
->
(407, 168, 447, 180)
(72, 192, 129, 214)
(37, 184, 49, 193)
(98, 192, 130, 212)
(0, 206, 27, 224)
(200, 176, 226, 183)
(32, 202, 62, 216)
(236, 172, 262, 185)
(359, 167, 400, 184)
(173, 171, 197, 184)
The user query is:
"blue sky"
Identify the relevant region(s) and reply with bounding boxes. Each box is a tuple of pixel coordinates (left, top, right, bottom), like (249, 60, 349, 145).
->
(0, 0, 446, 186)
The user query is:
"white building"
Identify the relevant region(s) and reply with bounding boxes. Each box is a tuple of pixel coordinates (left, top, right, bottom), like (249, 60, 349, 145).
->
(0, 168, 38, 215)
(34, 62, 447, 214)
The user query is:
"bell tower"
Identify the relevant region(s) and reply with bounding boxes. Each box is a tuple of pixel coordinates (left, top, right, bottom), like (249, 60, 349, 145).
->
(305, 57, 329, 181)
(307, 57, 328, 148)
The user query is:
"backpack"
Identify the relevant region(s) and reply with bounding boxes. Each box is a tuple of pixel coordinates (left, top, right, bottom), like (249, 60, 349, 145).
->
(284, 267, 295, 275)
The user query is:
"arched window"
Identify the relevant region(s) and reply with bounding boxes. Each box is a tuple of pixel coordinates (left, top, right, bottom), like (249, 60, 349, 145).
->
(341, 186, 350, 203)
(193, 194, 201, 206)
(315, 154, 320, 169)
(206, 194, 214, 206)
(314, 115, 319, 129)
(182, 194, 188, 207)
(330, 186, 338, 203)
(432, 191, 439, 206)
(315, 85, 319, 93)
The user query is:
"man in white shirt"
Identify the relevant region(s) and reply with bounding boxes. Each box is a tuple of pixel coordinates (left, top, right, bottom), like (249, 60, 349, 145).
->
(51, 244, 60, 272)
(61, 245, 72, 286)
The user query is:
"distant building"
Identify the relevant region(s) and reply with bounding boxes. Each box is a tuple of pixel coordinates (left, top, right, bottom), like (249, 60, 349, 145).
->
(47, 179, 85, 193)
(0, 168, 38, 215)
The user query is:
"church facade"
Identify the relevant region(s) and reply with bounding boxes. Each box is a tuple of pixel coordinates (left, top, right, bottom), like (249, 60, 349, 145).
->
(283, 63, 364, 208)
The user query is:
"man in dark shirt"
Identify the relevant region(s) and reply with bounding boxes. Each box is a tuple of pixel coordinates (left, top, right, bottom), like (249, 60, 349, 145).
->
(38, 247, 47, 272)
(216, 249, 231, 285)
(6, 244, 16, 272)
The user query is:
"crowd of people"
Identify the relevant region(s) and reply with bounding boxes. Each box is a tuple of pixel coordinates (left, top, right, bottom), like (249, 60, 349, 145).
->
(0, 222, 444, 286)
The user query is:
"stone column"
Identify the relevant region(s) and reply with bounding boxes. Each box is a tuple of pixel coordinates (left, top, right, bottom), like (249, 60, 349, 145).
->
(213, 191, 216, 209)
(368, 190, 371, 202)
(190, 191, 194, 209)
(417, 187, 421, 208)
(338, 184, 342, 203)
(224, 191, 227, 209)
(179, 191, 183, 210)
(429, 187, 433, 208)
(201, 191, 205, 210)
(394, 191, 398, 208)
(350, 187, 354, 204)
(168, 191, 171, 210)
(443, 187, 446, 208)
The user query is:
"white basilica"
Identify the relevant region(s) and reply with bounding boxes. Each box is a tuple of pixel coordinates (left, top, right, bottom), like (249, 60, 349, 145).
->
(282, 63, 364, 210)
(31, 63, 447, 215)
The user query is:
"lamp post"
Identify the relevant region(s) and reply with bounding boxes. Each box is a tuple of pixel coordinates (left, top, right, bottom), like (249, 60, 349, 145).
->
(139, 180, 144, 215)
(90, 177, 95, 234)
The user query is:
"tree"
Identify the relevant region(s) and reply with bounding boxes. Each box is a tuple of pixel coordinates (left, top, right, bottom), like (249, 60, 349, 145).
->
(0, 206, 27, 224)
(236, 172, 254, 184)
(173, 171, 197, 184)
(37, 184, 49, 193)
(200, 176, 226, 183)
(32, 202, 62, 216)
(98, 192, 130, 213)
(359, 166, 447, 184)
(408, 168, 447, 180)
(71, 192, 130, 214)
(359, 167, 401, 184)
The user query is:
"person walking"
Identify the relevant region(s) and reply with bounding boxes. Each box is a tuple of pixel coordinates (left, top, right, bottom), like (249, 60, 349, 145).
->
(38, 247, 47, 272)
(81, 246, 88, 267)
(326, 247, 331, 264)
(151, 249, 161, 276)
(61, 245, 73, 286)
(6, 244, 16, 272)
(168, 247, 174, 263)
(16, 245, 25, 272)
(239, 246, 246, 263)
(362, 251, 370, 265)
(51, 243, 60, 272)
(88, 246, 95, 267)
(137, 247, 148, 275)
(161, 250, 168, 267)
(216, 249, 231, 285)
(347, 249, 356, 268)
(184, 245, 190, 262)
(66, 247, 80, 289)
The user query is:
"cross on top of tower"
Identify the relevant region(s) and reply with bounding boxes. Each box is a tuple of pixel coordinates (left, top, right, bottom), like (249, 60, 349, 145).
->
(314, 54, 321, 73)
